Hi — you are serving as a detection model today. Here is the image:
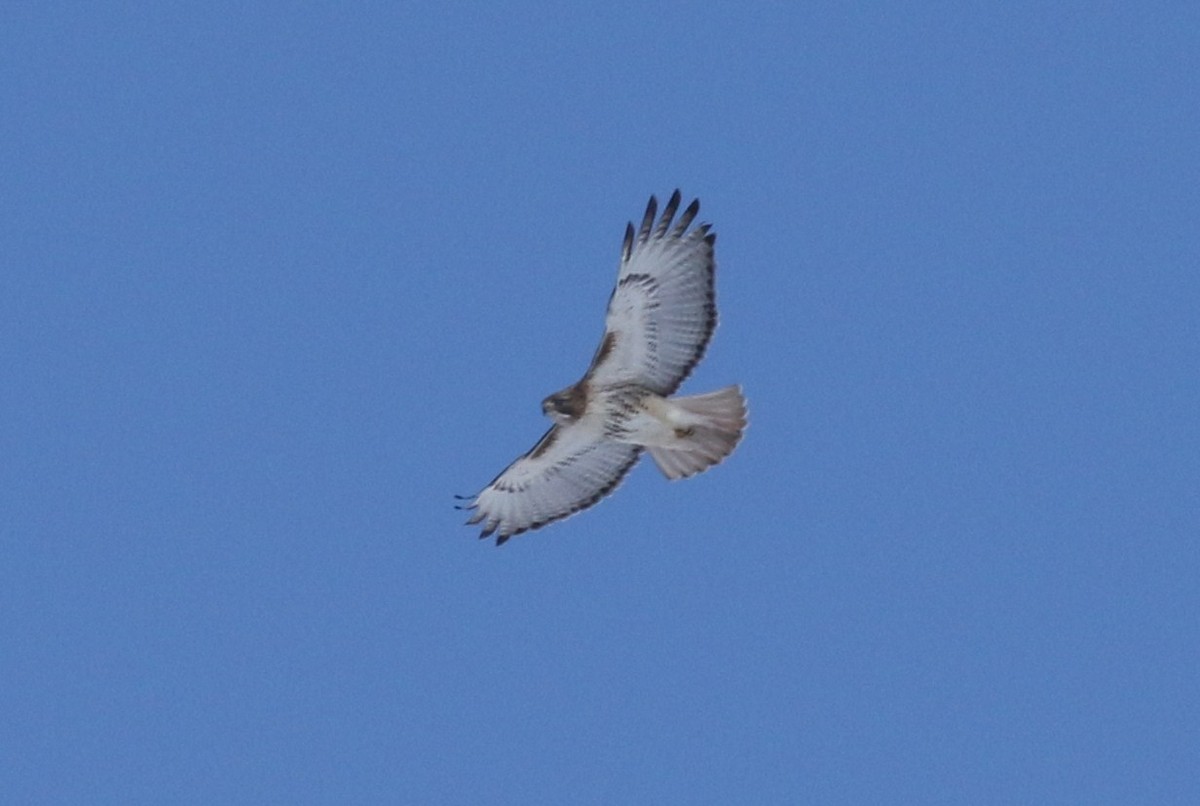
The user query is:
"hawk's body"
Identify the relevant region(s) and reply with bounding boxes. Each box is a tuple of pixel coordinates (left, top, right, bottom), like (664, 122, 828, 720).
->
(459, 191, 746, 544)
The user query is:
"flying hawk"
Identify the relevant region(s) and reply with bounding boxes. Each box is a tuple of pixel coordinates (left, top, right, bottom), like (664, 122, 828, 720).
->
(458, 190, 746, 544)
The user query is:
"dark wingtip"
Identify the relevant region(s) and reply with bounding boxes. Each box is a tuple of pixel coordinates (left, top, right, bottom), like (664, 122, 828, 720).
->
(657, 190, 682, 236)
(668, 196, 701, 237)
(495, 534, 510, 546)
(638, 195, 658, 243)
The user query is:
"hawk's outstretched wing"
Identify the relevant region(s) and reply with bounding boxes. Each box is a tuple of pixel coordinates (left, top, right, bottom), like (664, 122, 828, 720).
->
(584, 190, 717, 395)
(458, 421, 642, 544)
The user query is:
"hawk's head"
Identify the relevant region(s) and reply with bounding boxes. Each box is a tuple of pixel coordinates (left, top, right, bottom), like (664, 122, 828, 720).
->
(542, 384, 587, 424)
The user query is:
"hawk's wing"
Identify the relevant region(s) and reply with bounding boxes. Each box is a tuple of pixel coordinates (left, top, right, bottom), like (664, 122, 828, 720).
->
(584, 190, 717, 395)
(458, 420, 642, 544)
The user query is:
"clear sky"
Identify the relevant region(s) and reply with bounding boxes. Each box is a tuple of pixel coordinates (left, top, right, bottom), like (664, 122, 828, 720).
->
(3, 3, 1198, 803)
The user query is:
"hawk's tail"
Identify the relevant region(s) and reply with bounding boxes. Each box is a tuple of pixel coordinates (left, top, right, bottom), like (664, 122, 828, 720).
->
(647, 385, 747, 480)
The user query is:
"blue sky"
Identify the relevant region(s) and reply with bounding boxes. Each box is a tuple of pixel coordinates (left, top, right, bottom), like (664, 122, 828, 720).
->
(3, 3, 1198, 803)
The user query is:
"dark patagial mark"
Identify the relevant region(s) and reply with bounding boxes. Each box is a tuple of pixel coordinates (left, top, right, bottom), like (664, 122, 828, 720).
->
(588, 330, 618, 373)
(527, 425, 560, 459)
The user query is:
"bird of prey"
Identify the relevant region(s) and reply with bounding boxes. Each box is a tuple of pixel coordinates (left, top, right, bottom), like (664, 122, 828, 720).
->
(457, 190, 746, 544)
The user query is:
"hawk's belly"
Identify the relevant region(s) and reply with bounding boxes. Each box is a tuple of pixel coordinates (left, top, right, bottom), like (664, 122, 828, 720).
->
(596, 388, 697, 448)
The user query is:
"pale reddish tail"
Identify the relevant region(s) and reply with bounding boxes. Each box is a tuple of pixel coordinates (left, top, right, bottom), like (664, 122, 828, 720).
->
(647, 385, 747, 480)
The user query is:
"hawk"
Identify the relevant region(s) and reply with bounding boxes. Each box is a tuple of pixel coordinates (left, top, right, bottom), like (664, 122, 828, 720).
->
(457, 190, 746, 544)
